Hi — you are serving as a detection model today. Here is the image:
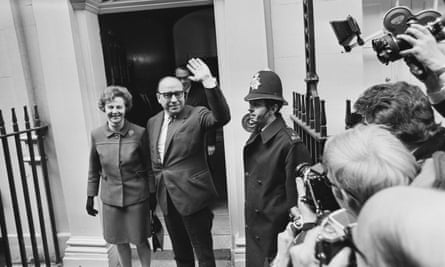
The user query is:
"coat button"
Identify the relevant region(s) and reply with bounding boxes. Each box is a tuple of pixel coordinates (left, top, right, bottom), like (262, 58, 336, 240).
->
(257, 179, 262, 185)
(255, 209, 260, 213)
(245, 171, 249, 177)
(255, 235, 260, 240)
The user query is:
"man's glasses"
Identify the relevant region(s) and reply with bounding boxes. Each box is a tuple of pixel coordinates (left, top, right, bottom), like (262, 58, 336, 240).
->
(158, 91, 184, 99)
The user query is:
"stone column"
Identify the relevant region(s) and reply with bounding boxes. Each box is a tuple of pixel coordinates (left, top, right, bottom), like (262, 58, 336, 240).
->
(213, 0, 270, 266)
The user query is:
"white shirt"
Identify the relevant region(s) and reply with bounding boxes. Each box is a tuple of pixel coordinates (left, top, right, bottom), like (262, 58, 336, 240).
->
(157, 113, 172, 163)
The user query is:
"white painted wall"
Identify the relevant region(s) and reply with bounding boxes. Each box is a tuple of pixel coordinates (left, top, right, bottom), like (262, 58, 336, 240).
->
(270, 0, 364, 136)
(213, 0, 270, 264)
(270, 0, 445, 136)
(0, 0, 33, 117)
(0, 0, 72, 261)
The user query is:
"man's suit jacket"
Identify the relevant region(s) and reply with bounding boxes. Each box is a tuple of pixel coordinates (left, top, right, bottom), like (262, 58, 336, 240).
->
(186, 83, 217, 146)
(147, 86, 230, 216)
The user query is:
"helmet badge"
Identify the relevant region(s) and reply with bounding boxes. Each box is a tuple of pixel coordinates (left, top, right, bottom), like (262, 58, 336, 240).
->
(250, 73, 261, 90)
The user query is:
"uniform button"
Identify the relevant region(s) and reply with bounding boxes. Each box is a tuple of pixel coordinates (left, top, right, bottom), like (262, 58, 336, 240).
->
(255, 209, 260, 213)
(255, 235, 260, 240)
(114, 134, 119, 139)
(257, 179, 262, 185)
(245, 172, 249, 176)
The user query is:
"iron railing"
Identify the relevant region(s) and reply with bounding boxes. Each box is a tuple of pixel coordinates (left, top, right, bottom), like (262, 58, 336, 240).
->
(291, 92, 327, 163)
(0, 106, 60, 267)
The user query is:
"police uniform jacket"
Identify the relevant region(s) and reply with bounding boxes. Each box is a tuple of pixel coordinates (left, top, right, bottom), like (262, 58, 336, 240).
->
(147, 86, 230, 216)
(87, 121, 155, 207)
(243, 116, 311, 266)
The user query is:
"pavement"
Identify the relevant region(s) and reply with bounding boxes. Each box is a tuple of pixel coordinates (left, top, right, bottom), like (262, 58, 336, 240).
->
(4, 202, 232, 267)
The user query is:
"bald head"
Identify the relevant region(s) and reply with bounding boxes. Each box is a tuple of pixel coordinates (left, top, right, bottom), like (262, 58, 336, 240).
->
(158, 76, 183, 92)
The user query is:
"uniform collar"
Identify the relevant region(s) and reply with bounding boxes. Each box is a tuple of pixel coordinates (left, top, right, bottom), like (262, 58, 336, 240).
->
(105, 121, 130, 138)
(260, 116, 285, 144)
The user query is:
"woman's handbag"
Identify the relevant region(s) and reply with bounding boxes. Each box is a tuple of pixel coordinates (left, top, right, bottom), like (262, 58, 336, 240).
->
(151, 211, 164, 252)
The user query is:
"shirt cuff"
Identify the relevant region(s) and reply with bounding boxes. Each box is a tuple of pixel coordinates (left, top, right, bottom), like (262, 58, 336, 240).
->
(428, 89, 445, 105)
(202, 77, 217, 88)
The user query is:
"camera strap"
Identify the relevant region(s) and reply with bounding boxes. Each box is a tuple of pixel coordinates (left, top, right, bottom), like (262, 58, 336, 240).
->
(292, 222, 317, 244)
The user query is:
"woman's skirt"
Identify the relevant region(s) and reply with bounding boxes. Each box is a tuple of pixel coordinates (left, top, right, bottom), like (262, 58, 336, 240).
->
(102, 199, 151, 244)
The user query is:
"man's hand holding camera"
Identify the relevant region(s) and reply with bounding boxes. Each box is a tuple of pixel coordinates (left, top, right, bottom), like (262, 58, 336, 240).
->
(399, 24, 445, 85)
(397, 23, 445, 107)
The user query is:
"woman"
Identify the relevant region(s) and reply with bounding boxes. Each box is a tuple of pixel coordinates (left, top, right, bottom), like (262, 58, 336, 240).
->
(86, 85, 156, 267)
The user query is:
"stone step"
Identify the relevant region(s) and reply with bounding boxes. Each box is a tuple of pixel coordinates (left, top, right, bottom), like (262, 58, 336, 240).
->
(152, 200, 231, 251)
(147, 249, 232, 267)
(137, 201, 233, 266)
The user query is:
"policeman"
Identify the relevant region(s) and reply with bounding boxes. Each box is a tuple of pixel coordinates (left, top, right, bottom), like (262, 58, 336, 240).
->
(243, 70, 312, 267)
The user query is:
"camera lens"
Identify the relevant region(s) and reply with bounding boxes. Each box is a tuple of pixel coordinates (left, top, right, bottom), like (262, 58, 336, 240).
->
(372, 34, 412, 64)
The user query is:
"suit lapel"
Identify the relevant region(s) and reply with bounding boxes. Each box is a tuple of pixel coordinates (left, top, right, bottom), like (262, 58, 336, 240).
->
(163, 107, 190, 160)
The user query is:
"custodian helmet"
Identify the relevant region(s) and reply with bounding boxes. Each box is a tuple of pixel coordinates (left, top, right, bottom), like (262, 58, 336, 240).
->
(244, 70, 288, 105)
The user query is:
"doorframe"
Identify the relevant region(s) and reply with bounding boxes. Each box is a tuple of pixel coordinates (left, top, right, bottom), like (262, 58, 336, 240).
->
(70, 1, 260, 266)
(71, 0, 212, 14)
(70, 0, 242, 256)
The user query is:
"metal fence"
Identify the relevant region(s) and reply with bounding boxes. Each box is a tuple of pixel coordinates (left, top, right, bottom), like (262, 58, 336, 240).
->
(0, 106, 60, 267)
(291, 92, 328, 163)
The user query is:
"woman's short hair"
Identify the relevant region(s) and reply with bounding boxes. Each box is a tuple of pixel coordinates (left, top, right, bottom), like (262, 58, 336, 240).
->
(353, 81, 439, 146)
(323, 124, 417, 215)
(98, 85, 133, 112)
(356, 186, 445, 267)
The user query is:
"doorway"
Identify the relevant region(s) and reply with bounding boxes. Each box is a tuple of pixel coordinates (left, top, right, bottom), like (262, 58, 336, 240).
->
(98, 4, 229, 252)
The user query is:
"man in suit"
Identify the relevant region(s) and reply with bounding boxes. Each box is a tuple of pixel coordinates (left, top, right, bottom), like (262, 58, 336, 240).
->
(146, 58, 230, 267)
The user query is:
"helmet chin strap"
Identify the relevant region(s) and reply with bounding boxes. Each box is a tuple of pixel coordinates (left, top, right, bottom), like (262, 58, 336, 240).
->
(258, 110, 277, 131)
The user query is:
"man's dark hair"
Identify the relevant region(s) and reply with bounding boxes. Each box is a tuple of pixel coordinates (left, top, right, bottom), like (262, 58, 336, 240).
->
(354, 81, 440, 146)
(175, 64, 189, 74)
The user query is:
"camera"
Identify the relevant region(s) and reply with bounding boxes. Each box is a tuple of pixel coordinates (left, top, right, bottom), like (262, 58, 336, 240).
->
(295, 163, 340, 215)
(372, 10, 445, 65)
(330, 7, 445, 80)
(315, 209, 357, 266)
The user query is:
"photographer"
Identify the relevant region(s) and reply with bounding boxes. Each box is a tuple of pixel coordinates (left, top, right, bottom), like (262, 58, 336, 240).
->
(293, 186, 445, 267)
(273, 124, 418, 267)
(398, 23, 445, 117)
(353, 81, 445, 166)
